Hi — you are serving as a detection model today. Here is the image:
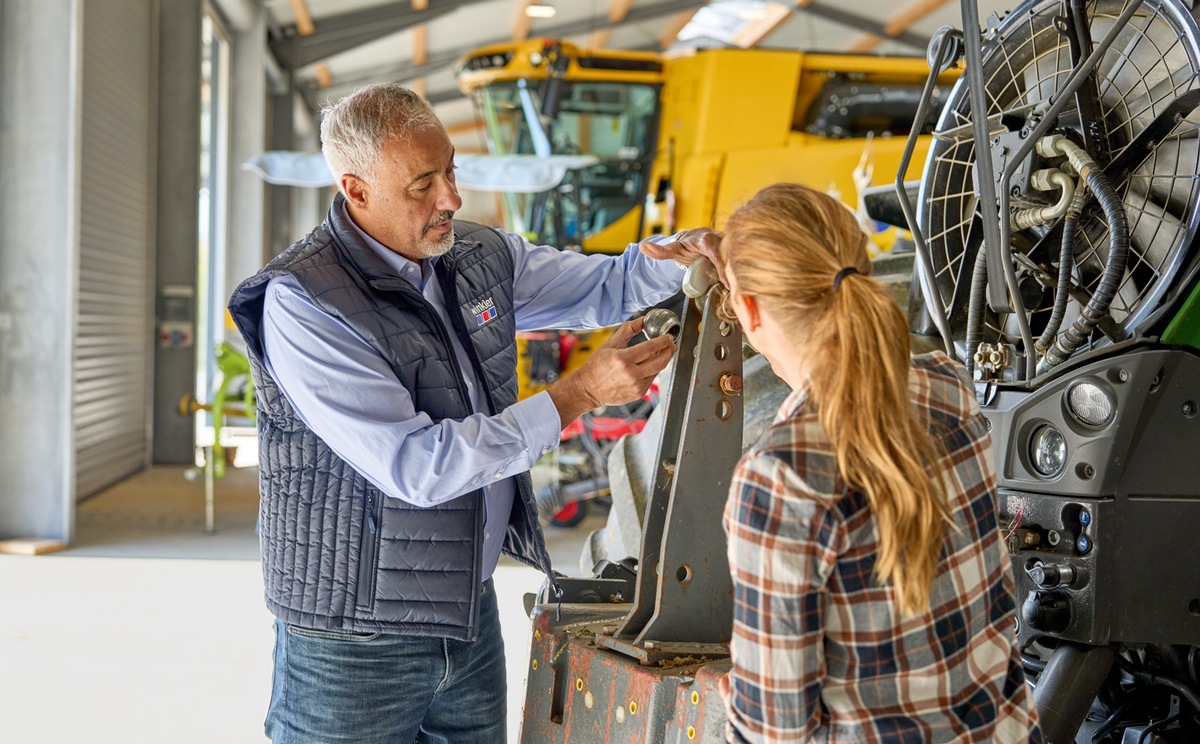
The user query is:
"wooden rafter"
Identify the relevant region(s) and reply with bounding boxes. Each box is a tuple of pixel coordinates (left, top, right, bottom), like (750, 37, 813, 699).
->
(446, 118, 485, 136)
(609, 0, 634, 22)
(289, 0, 315, 36)
(589, 0, 634, 49)
(845, 34, 882, 53)
(412, 26, 428, 66)
(587, 29, 613, 49)
(290, 0, 332, 87)
(412, 0, 429, 97)
(513, 0, 535, 42)
(842, 0, 949, 53)
(733, 2, 792, 48)
(660, 9, 697, 49)
(886, 0, 949, 36)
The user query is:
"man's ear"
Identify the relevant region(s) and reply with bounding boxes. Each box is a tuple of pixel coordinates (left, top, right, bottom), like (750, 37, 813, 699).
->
(342, 174, 368, 208)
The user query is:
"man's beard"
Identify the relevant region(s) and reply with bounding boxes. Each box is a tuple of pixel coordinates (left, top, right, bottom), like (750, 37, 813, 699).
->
(422, 211, 456, 257)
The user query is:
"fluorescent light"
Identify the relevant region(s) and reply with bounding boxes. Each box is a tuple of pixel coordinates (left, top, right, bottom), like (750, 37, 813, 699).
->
(526, 3, 556, 18)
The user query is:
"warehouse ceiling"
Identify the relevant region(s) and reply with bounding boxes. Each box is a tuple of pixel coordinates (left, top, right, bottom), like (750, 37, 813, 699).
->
(256, 0, 1017, 140)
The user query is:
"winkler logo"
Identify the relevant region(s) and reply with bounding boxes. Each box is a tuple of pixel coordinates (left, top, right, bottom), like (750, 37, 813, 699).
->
(471, 296, 497, 326)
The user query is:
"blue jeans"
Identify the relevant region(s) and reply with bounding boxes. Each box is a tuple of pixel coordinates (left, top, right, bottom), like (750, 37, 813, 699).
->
(265, 579, 507, 743)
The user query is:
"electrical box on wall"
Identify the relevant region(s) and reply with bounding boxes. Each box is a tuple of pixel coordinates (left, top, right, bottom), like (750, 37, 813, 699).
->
(158, 285, 195, 348)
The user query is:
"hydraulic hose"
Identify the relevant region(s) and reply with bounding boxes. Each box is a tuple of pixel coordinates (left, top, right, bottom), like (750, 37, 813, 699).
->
(1013, 170, 1076, 231)
(1036, 184, 1090, 356)
(992, 0, 1143, 380)
(1117, 657, 1200, 716)
(1039, 135, 1130, 371)
(964, 246, 990, 380)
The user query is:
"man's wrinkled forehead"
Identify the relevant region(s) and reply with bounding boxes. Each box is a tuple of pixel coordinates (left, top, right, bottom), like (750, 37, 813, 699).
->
(382, 127, 454, 184)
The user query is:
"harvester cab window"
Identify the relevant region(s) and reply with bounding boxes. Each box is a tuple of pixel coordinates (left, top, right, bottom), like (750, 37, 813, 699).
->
(475, 81, 658, 249)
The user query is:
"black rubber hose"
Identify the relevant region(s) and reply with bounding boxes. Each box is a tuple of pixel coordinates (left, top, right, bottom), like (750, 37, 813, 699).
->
(1044, 166, 1129, 368)
(1036, 187, 1090, 355)
(1118, 658, 1200, 717)
(964, 245, 990, 380)
(1088, 689, 1151, 743)
(1021, 653, 1048, 674)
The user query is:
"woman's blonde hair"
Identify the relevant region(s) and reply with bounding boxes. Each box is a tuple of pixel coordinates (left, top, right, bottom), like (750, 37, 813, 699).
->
(721, 182, 950, 616)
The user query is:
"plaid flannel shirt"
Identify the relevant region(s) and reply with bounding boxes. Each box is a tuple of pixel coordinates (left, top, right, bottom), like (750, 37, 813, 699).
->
(722, 352, 1041, 743)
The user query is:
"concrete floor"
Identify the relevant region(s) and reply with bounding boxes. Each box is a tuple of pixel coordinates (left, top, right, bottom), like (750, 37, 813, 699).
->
(0, 463, 606, 744)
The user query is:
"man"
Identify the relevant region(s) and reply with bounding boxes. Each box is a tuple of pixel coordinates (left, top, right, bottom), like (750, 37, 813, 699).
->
(227, 83, 718, 743)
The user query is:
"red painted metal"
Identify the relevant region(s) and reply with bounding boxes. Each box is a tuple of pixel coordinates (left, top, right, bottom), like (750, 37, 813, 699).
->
(520, 604, 730, 743)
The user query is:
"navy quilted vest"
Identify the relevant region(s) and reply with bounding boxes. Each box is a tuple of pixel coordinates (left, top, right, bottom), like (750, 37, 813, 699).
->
(228, 195, 555, 640)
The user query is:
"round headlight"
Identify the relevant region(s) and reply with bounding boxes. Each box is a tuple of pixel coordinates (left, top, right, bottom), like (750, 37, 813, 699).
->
(1067, 382, 1114, 427)
(1030, 424, 1067, 478)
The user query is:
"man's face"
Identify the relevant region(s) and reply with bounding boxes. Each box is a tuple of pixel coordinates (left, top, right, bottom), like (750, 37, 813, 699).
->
(342, 125, 463, 261)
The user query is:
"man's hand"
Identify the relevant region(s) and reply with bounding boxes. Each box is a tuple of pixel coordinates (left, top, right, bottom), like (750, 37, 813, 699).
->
(638, 227, 728, 287)
(546, 317, 677, 428)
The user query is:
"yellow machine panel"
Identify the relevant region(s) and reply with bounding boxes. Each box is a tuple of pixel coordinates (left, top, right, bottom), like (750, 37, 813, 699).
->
(457, 39, 959, 254)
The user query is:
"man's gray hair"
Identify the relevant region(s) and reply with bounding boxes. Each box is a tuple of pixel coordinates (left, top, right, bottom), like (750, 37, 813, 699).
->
(320, 83, 441, 186)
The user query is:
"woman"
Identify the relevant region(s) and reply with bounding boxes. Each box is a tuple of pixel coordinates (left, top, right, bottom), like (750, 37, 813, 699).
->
(718, 183, 1040, 743)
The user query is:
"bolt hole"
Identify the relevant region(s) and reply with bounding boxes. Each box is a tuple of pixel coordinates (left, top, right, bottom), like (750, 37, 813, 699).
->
(1184, 401, 1197, 418)
(716, 399, 733, 421)
(714, 343, 728, 360)
(676, 564, 693, 584)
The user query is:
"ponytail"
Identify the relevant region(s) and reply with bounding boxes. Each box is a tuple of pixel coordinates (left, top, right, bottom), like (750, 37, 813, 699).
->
(813, 272, 949, 616)
(721, 183, 950, 616)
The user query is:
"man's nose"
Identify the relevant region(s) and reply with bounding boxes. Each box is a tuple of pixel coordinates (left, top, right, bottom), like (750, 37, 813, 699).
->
(438, 179, 463, 212)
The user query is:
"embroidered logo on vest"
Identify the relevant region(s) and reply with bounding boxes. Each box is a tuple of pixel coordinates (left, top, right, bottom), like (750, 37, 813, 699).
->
(471, 296, 497, 326)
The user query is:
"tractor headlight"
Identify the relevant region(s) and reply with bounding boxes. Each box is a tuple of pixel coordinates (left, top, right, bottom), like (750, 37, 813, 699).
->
(1030, 424, 1067, 478)
(1067, 382, 1114, 427)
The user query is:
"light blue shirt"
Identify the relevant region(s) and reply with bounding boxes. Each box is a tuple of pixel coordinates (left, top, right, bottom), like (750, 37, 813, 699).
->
(260, 202, 684, 579)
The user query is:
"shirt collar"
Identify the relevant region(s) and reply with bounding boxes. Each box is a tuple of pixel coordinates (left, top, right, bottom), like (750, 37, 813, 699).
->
(776, 377, 812, 423)
(335, 197, 434, 290)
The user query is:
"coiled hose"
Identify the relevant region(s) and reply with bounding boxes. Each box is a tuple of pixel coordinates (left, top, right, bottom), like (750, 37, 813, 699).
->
(1035, 184, 1091, 356)
(1039, 135, 1130, 371)
(964, 246, 989, 381)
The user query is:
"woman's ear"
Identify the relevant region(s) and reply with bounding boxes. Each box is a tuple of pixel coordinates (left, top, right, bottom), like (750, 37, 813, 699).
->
(737, 292, 762, 333)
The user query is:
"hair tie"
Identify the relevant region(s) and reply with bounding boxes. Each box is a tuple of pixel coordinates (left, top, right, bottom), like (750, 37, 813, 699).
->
(833, 266, 860, 293)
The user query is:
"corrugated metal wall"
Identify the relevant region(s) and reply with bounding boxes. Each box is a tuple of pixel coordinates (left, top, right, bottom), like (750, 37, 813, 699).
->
(75, 0, 156, 499)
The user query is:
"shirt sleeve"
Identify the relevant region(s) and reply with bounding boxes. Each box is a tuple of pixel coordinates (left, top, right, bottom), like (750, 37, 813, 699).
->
(501, 229, 686, 331)
(260, 275, 563, 507)
(723, 452, 841, 744)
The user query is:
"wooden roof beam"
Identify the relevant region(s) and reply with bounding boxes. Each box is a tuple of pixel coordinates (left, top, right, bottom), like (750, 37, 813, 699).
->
(733, 2, 793, 49)
(589, 0, 634, 49)
(288, 0, 314, 36)
(660, 10, 698, 49)
(793, 0, 929, 51)
(513, 0, 535, 42)
(840, 0, 949, 53)
(271, 0, 477, 71)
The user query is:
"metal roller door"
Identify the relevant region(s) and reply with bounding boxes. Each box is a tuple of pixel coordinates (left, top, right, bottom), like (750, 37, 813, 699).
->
(75, 0, 156, 499)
